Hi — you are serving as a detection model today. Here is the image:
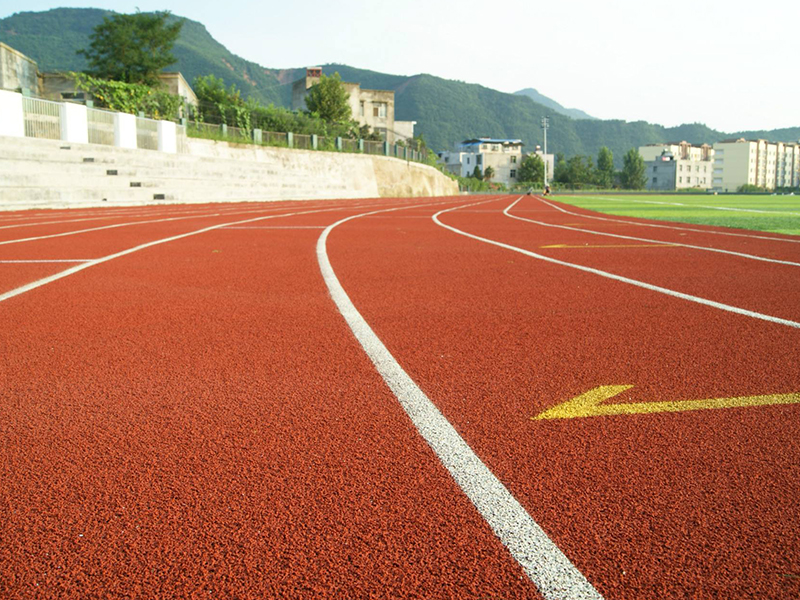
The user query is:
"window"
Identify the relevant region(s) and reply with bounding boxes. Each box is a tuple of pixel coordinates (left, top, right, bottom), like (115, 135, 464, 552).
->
(653, 166, 658, 172)
(511, 156, 517, 163)
(510, 170, 516, 178)
(373, 103, 387, 118)
(653, 177, 658, 185)
(679, 177, 683, 183)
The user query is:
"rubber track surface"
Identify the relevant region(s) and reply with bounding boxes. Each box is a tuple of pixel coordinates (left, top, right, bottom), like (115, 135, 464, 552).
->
(2, 196, 799, 599)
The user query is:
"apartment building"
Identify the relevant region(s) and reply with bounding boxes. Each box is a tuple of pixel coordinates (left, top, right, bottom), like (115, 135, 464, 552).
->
(291, 68, 415, 143)
(712, 138, 800, 191)
(438, 138, 528, 186)
(640, 141, 715, 190)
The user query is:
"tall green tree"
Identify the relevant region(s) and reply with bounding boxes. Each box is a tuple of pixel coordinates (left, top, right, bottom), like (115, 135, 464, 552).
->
(566, 155, 594, 185)
(621, 148, 648, 189)
(596, 146, 615, 188)
(305, 73, 352, 124)
(518, 154, 545, 183)
(78, 10, 183, 86)
(553, 153, 569, 183)
(483, 165, 495, 181)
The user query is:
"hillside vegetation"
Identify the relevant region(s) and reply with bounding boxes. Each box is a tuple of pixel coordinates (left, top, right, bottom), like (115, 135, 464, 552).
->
(2, 8, 798, 164)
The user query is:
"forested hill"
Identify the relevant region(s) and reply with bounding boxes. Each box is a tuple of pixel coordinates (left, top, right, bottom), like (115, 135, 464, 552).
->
(2, 8, 798, 163)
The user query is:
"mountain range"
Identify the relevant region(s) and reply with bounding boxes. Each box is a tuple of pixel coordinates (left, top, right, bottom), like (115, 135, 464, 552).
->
(2, 8, 798, 165)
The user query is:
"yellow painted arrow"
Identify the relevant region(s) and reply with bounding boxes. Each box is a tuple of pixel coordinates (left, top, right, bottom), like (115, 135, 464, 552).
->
(533, 385, 800, 420)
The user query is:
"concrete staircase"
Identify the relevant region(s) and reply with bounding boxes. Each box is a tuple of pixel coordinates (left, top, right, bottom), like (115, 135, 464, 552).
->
(0, 135, 456, 211)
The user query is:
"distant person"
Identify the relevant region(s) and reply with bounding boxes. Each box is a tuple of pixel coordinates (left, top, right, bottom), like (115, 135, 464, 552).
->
(544, 185, 551, 196)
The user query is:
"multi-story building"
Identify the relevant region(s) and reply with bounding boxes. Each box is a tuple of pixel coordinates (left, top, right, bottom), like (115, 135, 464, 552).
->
(438, 138, 554, 186)
(712, 138, 800, 191)
(640, 141, 715, 190)
(291, 68, 415, 143)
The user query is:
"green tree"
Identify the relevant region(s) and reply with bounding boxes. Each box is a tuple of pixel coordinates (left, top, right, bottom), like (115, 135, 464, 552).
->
(518, 154, 545, 183)
(596, 146, 615, 188)
(472, 165, 482, 179)
(483, 165, 495, 181)
(78, 10, 183, 86)
(553, 152, 569, 183)
(621, 148, 648, 189)
(305, 73, 352, 124)
(566, 155, 594, 185)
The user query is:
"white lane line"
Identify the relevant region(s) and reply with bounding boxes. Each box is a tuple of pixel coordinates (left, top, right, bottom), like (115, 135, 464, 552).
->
(548, 197, 800, 243)
(572, 194, 800, 216)
(221, 225, 327, 229)
(504, 198, 800, 268)
(0, 205, 335, 246)
(0, 199, 438, 304)
(434, 200, 800, 330)
(317, 202, 603, 600)
(0, 259, 92, 263)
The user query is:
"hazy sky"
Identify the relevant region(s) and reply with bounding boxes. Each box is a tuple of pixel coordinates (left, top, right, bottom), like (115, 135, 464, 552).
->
(3, 0, 798, 133)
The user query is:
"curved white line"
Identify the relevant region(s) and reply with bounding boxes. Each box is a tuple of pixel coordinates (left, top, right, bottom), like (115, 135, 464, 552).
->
(317, 200, 603, 600)
(504, 198, 800, 267)
(433, 201, 800, 330)
(542, 197, 800, 244)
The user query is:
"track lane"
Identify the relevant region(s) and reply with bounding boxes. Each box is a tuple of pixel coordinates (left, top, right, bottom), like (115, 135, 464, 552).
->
(328, 198, 800, 599)
(439, 198, 800, 324)
(0, 199, 433, 297)
(2, 196, 552, 599)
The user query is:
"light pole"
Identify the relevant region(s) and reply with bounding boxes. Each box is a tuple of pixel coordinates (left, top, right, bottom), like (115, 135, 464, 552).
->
(541, 115, 550, 187)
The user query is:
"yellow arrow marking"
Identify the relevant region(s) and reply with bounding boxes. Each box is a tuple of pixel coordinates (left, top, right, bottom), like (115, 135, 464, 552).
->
(533, 385, 800, 420)
(539, 243, 678, 249)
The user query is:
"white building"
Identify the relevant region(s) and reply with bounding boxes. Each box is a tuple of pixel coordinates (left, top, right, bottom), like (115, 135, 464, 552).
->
(639, 141, 715, 190)
(712, 138, 800, 191)
(291, 67, 415, 144)
(438, 138, 553, 186)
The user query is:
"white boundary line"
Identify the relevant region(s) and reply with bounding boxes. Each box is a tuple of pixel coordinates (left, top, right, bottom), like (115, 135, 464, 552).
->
(504, 198, 800, 268)
(542, 197, 800, 244)
(317, 200, 603, 600)
(433, 199, 800, 330)
(569, 194, 800, 216)
(0, 200, 416, 304)
(0, 259, 92, 263)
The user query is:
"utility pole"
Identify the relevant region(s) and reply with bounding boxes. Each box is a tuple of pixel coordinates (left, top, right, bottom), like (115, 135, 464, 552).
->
(541, 115, 550, 187)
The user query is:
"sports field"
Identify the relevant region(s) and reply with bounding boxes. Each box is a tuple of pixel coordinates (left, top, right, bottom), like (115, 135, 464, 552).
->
(1, 194, 799, 599)
(555, 194, 800, 236)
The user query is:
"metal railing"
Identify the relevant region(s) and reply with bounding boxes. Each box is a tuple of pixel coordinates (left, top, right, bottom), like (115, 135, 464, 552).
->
(22, 97, 62, 140)
(87, 107, 115, 146)
(264, 131, 288, 146)
(363, 140, 384, 156)
(181, 120, 430, 164)
(135, 116, 159, 150)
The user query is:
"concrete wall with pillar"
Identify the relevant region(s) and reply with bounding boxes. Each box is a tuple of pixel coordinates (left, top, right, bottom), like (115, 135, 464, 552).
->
(157, 120, 177, 153)
(114, 112, 137, 149)
(59, 102, 88, 144)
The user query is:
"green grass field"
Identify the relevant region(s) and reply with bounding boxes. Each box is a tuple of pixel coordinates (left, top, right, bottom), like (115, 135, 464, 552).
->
(552, 195, 800, 236)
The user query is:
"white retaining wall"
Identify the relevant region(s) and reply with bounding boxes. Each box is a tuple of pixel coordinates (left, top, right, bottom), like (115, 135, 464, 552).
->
(0, 135, 458, 211)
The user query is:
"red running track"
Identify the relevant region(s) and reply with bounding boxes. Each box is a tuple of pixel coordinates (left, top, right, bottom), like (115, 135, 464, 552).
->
(1, 195, 799, 599)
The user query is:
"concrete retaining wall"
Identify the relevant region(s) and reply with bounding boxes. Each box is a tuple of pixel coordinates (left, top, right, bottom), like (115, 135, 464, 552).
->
(0, 135, 458, 211)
